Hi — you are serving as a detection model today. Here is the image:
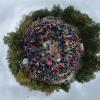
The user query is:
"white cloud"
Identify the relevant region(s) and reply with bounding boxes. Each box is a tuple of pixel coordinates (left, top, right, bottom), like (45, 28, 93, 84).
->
(0, 0, 100, 100)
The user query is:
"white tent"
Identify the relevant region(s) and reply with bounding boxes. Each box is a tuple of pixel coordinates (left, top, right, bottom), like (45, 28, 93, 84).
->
(22, 58, 29, 65)
(80, 43, 84, 51)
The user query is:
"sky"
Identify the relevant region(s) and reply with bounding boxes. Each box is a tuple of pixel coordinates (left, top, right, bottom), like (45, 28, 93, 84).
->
(0, 0, 100, 100)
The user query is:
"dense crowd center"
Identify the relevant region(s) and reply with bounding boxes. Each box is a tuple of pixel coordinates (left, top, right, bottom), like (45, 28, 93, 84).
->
(22, 16, 84, 84)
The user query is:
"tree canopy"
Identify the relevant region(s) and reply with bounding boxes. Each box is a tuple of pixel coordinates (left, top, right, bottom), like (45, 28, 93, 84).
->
(4, 5, 100, 94)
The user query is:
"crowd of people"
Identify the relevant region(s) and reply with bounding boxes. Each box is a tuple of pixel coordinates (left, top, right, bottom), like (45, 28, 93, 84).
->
(22, 16, 84, 84)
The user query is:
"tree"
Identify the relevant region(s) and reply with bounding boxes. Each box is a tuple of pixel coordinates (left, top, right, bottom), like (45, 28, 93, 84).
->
(50, 5, 63, 17)
(32, 8, 50, 21)
(60, 83, 70, 92)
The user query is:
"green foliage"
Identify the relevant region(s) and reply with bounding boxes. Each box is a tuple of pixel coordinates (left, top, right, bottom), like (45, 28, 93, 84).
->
(50, 5, 63, 17)
(32, 8, 50, 21)
(4, 5, 100, 93)
(59, 83, 71, 92)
